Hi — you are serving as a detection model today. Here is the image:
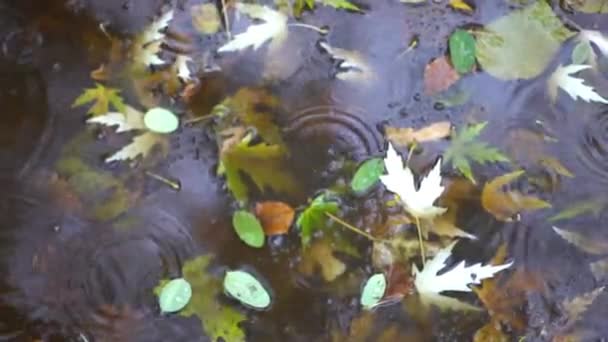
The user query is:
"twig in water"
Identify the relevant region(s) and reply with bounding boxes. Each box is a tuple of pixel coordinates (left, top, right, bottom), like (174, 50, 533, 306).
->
(325, 212, 381, 242)
(145, 171, 181, 190)
(414, 216, 425, 266)
(287, 23, 329, 34)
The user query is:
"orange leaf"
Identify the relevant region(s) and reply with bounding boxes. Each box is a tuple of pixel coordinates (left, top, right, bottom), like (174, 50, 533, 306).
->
(255, 201, 295, 236)
(473, 321, 509, 342)
(424, 56, 460, 96)
(385, 121, 452, 146)
(481, 171, 551, 221)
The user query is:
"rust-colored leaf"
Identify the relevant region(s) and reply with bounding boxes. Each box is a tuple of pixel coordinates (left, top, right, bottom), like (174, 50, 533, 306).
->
(385, 121, 452, 146)
(481, 171, 551, 221)
(424, 56, 460, 96)
(473, 321, 509, 342)
(255, 201, 295, 236)
(384, 263, 414, 302)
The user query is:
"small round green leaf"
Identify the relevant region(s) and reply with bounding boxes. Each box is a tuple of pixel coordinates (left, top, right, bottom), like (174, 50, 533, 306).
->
(232, 210, 265, 248)
(449, 29, 476, 74)
(572, 40, 592, 65)
(360, 273, 386, 310)
(158, 278, 192, 313)
(350, 158, 384, 194)
(224, 270, 271, 309)
(144, 107, 179, 134)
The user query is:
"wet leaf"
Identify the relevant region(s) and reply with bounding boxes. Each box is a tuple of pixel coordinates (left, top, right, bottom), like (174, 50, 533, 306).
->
(218, 4, 288, 53)
(420, 210, 476, 240)
(296, 194, 339, 246)
(232, 210, 265, 248)
(552, 226, 608, 255)
(86, 105, 146, 133)
(385, 121, 452, 146)
(154, 255, 246, 341)
(539, 157, 574, 178)
(73, 83, 126, 117)
(449, 0, 474, 13)
(222, 142, 300, 202)
(550, 199, 604, 222)
(381, 143, 447, 219)
(226, 88, 283, 146)
(192, 3, 221, 35)
(360, 273, 387, 310)
(481, 171, 551, 221)
(423, 56, 460, 96)
(571, 40, 593, 65)
(473, 322, 509, 342)
(105, 131, 168, 163)
(444, 122, 509, 184)
(561, 287, 604, 325)
(475, 1, 574, 80)
(567, 0, 608, 13)
(298, 237, 346, 282)
(319, 0, 361, 11)
(590, 258, 608, 282)
(319, 42, 375, 82)
(133, 10, 174, 67)
(548, 64, 608, 104)
(224, 270, 271, 310)
(351, 158, 384, 194)
(449, 29, 476, 74)
(173, 55, 194, 82)
(255, 201, 295, 236)
(158, 278, 192, 313)
(143, 107, 179, 134)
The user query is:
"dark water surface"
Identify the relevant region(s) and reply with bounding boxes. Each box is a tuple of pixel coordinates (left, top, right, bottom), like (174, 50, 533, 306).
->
(2, 0, 608, 341)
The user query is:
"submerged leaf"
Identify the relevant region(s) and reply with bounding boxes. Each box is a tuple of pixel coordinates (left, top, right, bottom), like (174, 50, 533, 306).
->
(444, 122, 509, 184)
(550, 199, 604, 222)
(351, 158, 384, 194)
(105, 131, 167, 163)
(73, 83, 126, 117)
(561, 287, 604, 325)
(481, 171, 551, 221)
(552, 226, 608, 255)
(192, 3, 221, 35)
(548, 64, 608, 104)
(572, 40, 593, 65)
(385, 121, 452, 146)
(255, 201, 295, 236)
(233, 210, 265, 248)
(296, 194, 339, 245)
(158, 278, 192, 313)
(449, 29, 476, 74)
(154, 255, 246, 341)
(298, 237, 346, 282)
(224, 270, 271, 310)
(360, 273, 387, 310)
(475, 1, 574, 80)
(423, 57, 461, 96)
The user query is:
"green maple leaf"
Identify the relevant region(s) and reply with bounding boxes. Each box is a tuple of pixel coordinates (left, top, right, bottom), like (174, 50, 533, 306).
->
(443, 122, 509, 184)
(296, 194, 339, 246)
(154, 255, 246, 341)
(72, 83, 126, 116)
(222, 142, 301, 202)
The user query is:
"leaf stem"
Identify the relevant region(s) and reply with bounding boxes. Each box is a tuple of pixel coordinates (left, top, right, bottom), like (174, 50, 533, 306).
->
(183, 114, 214, 125)
(325, 212, 381, 242)
(414, 215, 426, 266)
(145, 171, 181, 190)
(287, 23, 328, 34)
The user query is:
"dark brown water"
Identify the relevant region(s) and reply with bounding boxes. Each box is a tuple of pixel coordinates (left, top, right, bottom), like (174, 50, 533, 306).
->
(2, 0, 608, 341)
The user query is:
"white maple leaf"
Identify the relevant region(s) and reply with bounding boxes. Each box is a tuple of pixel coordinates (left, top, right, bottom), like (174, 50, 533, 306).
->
(413, 241, 512, 311)
(218, 4, 288, 53)
(174, 55, 193, 82)
(380, 142, 447, 219)
(548, 64, 608, 104)
(134, 10, 174, 66)
(105, 131, 167, 163)
(86, 105, 146, 133)
(319, 42, 375, 82)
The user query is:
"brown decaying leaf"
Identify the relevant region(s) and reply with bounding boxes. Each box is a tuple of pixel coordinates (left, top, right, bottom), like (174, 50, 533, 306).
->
(385, 121, 452, 146)
(561, 287, 604, 325)
(384, 263, 414, 301)
(420, 209, 475, 239)
(298, 238, 346, 282)
(91, 64, 110, 81)
(481, 170, 551, 221)
(424, 56, 460, 96)
(473, 321, 509, 342)
(255, 201, 295, 236)
(474, 244, 546, 333)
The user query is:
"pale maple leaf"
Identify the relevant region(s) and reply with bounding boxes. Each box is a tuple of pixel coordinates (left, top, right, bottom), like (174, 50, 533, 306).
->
(174, 55, 193, 82)
(380, 142, 447, 219)
(319, 42, 375, 82)
(134, 10, 174, 66)
(548, 64, 608, 104)
(218, 4, 288, 53)
(105, 131, 167, 163)
(86, 105, 146, 133)
(413, 241, 513, 311)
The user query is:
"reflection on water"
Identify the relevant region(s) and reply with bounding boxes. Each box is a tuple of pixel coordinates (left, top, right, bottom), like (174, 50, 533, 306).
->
(2, 0, 608, 341)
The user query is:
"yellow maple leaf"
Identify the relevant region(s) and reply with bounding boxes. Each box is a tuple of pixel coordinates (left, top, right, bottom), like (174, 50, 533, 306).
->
(72, 83, 126, 116)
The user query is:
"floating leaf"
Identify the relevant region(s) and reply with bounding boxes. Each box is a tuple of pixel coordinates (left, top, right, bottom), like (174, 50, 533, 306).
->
(319, 42, 375, 82)
(173, 55, 194, 82)
(73, 83, 126, 117)
(562, 287, 604, 325)
(86, 105, 146, 133)
(475, 1, 574, 80)
(548, 64, 608, 104)
(224, 270, 271, 310)
(351, 158, 384, 194)
(298, 237, 346, 282)
(218, 4, 288, 53)
(158, 278, 192, 313)
(481, 171, 551, 221)
(143, 107, 179, 134)
(552, 226, 608, 255)
(423, 56, 460, 96)
(420, 210, 476, 240)
(192, 3, 221, 35)
(473, 323, 509, 342)
(154, 255, 246, 341)
(572, 40, 593, 65)
(360, 273, 387, 310)
(449, 0, 474, 13)
(385, 121, 452, 146)
(550, 199, 604, 222)
(296, 194, 339, 246)
(255, 201, 295, 236)
(105, 131, 167, 163)
(449, 29, 476, 74)
(319, 0, 361, 11)
(232, 210, 265, 248)
(444, 122, 510, 184)
(133, 10, 174, 67)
